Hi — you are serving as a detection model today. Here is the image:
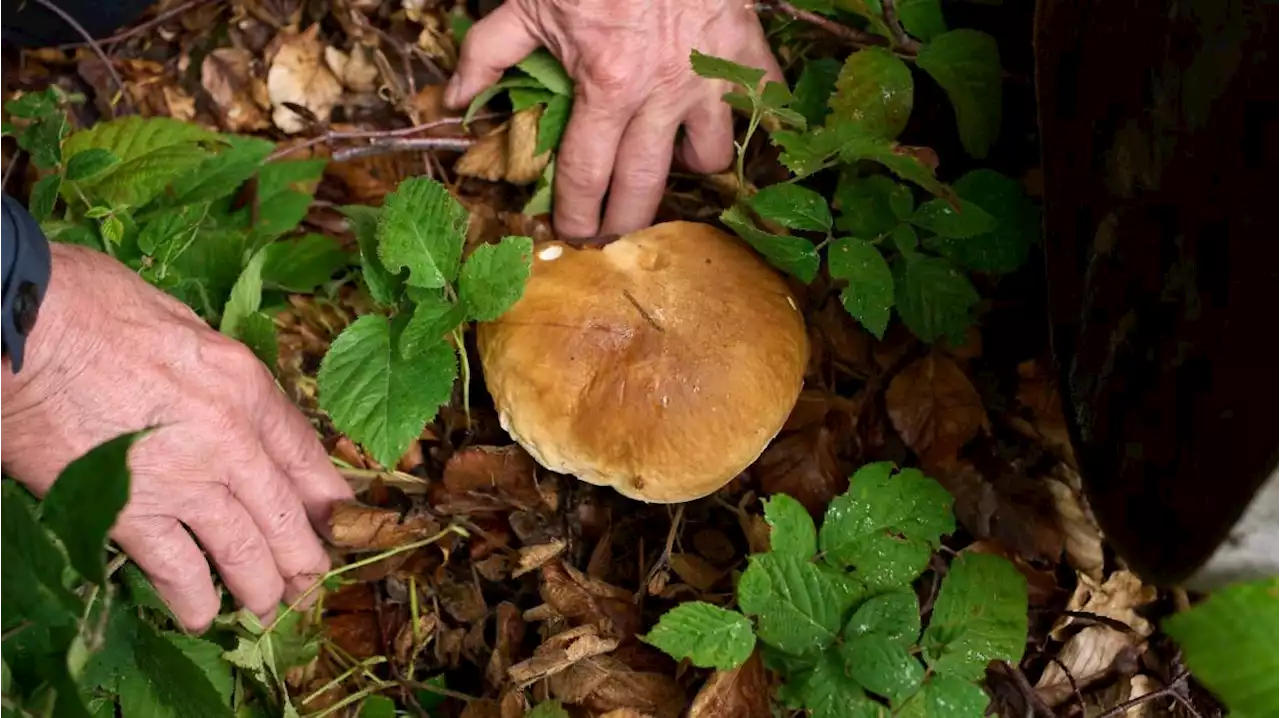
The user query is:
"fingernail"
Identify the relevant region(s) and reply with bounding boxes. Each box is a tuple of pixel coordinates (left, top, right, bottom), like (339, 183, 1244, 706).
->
(443, 75, 463, 108)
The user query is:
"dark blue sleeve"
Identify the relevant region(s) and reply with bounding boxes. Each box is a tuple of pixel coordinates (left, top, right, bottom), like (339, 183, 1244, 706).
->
(2, 194, 52, 373)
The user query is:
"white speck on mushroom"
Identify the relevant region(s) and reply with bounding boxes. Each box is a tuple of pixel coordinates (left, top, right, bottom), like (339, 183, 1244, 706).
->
(786, 296, 798, 311)
(538, 245, 563, 261)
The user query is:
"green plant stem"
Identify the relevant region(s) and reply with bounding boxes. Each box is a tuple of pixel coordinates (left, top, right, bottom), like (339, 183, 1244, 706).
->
(453, 327, 472, 427)
(304, 681, 394, 718)
(735, 108, 765, 197)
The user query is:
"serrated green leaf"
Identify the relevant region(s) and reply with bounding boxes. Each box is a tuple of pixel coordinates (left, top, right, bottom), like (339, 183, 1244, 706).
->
(748, 184, 832, 233)
(1, 482, 81, 628)
(897, 0, 947, 41)
(895, 674, 990, 718)
(166, 633, 235, 707)
(458, 235, 534, 321)
(917, 30, 1003, 159)
(819, 462, 955, 589)
(30, 174, 61, 222)
(517, 49, 573, 96)
(922, 553, 1027, 680)
(523, 158, 555, 216)
(690, 49, 767, 91)
(844, 589, 921, 646)
(527, 701, 570, 718)
(925, 169, 1038, 274)
(737, 553, 858, 656)
(1164, 578, 1278, 718)
(220, 248, 266, 338)
(41, 433, 140, 585)
(6, 88, 59, 119)
(642, 602, 755, 670)
(763, 494, 817, 558)
(17, 114, 69, 169)
(772, 123, 857, 177)
(827, 237, 893, 339)
(340, 204, 403, 306)
(137, 203, 206, 256)
(793, 58, 841, 127)
(100, 214, 125, 245)
(762, 81, 795, 110)
(909, 198, 995, 238)
(536, 94, 572, 155)
(509, 87, 556, 111)
(891, 224, 918, 254)
(788, 651, 887, 718)
(377, 176, 468, 289)
(843, 634, 925, 704)
(62, 116, 219, 207)
(722, 90, 756, 115)
(167, 135, 275, 206)
(64, 148, 120, 181)
(839, 137, 952, 200)
(893, 253, 978, 344)
(463, 74, 544, 126)
(358, 695, 396, 718)
(237, 311, 279, 371)
(834, 173, 913, 237)
(260, 234, 350, 292)
(400, 294, 466, 359)
(720, 205, 819, 283)
(318, 315, 457, 468)
(84, 206, 112, 219)
(830, 47, 913, 139)
(835, 0, 895, 38)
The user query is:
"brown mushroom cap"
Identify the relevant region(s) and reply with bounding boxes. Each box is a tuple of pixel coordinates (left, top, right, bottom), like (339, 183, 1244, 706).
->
(476, 221, 810, 503)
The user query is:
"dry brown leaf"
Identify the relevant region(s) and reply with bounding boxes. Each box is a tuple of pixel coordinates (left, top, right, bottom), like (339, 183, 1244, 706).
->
(514, 540, 568, 578)
(324, 612, 381, 659)
(459, 698, 502, 718)
(267, 24, 343, 133)
(1045, 475, 1104, 580)
(668, 554, 725, 592)
(439, 580, 487, 623)
(1124, 675, 1159, 718)
(692, 530, 737, 566)
(486, 602, 527, 690)
(201, 48, 270, 133)
(328, 500, 442, 551)
(1010, 359, 1078, 468)
(456, 124, 508, 182)
(410, 84, 462, 127)
(539, 561, 641, 641)
(506, 105, 551, 184)
(688, 650, 771, 718)
(324, 44, 380, 93)
(393, 612, 438, 665)
(925, 455, 1066, 562)
(508, 627, 619, 688)
(433, 444, 546, 512)
(886, 351, 990, 463)
(599, 710, 656, 718)
(548, 654, 687, 718)
(809, 299, 874, 375)
(755, 425, 846, 515)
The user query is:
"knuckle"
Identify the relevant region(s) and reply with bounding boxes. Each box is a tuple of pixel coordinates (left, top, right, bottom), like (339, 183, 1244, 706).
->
(558, 158, 611, 194)
(582, 61, 635, 99)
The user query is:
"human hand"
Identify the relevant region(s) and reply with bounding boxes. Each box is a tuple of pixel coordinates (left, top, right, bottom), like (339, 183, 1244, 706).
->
(444, 0, 783, 238)
(1, 243, 353, 632)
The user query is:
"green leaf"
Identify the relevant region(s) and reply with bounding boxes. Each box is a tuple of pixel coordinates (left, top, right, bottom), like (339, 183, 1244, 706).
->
(6, 88, 59, 119)
(17, 114, 69, 169)
(527, 701, 570, 718)
(772, 123, 857, 177)
(819, 462, 955, 589)
(720, 205, 819, 283)
(414, 675, 450, 712)
(830, 47, 913, 139)
(166, 633, 235, 707)
(517, 49, 573, 96)
(64, 149, 120, 181)
(843, 634, 925, 703)
(908, 198, 995, 239)
(400, 293, 466, 359)
(793, 58, 841, 128)
(737, 553, 859, 656)
(340, 204, 403, 306)
(897, 0, 947, 41)
(42, 433, 141, 585)
(137, 203, 206, 256)
(747, 184, 832, 233)
(839, 136, 952, 200)
(760, 82, 808, 129)
(788, 651, 887, 718)
(237, 311, 279, 371)
(463, 75, 544, 126)
(523, 158, 555, 216)
(835, 0, 895, 38)
(1164, 578, 1278, 717)
(458, 236, 534, 321)
(220, 248, 267, 338)
(690, 49, 767, 90)
(893, 253, 979, 344)
(260, 234, 350, 292)
(377, 176, 468, 289)
(827, 237, 893, 339)
(642, 602, 756, 670)
(509, 87, 557, 111)
(891, 224, 918, 254)
(833, 173, 913, 237)
(722, 90, 756, 115)
(925, 169, 1038, 274)
(358, 695, 396, 718)
(922, 553, 1028, 680)
(536, 94, 572, 156)
(763, 494, 817, 558)
(100, 215, 125, 246)
(317, 315, 458, 468)
(61, 116, 219, 208)
(167, 136, 275, 206)
(30, 174, 61, 222)
(895, 675, 990, 718)
(1, 482, 80, 627)
(917, 30, 1003, 159)
(844, 589, 921, 646)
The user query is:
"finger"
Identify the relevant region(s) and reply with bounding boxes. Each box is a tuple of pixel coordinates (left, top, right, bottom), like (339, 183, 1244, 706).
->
(229, 439, 334, 602)
(553, 96, 632, 237)
(600, 112, 680, 235)
(256, 389, 353, 535)
(444, 3, 540, 109)
(114, 517, 220, 633)
(676, 98, 735, 175)
(184, 491, 285, 621)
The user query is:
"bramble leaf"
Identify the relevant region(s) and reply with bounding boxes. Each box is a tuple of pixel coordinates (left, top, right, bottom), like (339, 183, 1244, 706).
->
(220, 248, 266, 339)
(1163, 577, 1279, 718)
(1, 482, 81, 627)
(377, 177, 468, 289)
(458, 235, 534, 321)
(748, 184, 832, 233)
(536, 94, 572, 154)
(891, 224, 918, 254)
(737, 553, 859, 656)
(721, 205, 819, 283)
(517, 49, 573, 96)
(400, 293, 466, 359)
(819, 462, 955, 589)
(64, 148, 119, 181)
(835, 0, 895, 38)
(6, 88, 60, 119)
(895, 674, 990, 718)
(30, 174, 61, 222)
(843, 634, 925, 704)
(827, 237, 893, 339)
(773, 123, 859, 177)
(893, 253, 979, 344)
(509, 87, 556, 111)
(464, 74, 544, 126)
(833, 173, 913, 237)
(897, 0, 947, 41)
(340, 204, 403, 306)
(925, 169, 1039, 274)
(844, 590, 921, 646)
(317, 315, 458, 468)
(690, 49, 767, 91)
(167, 135, 274, 206)
(917, 30, 1003, 159)
(763, 493, 817, 558)
(909, 198, 995, 239)
(786, 651, 886, 718)
(793, 58, 841, 127)
(261, 234, 350, 293)
(922, 552, 1028, 680)
(830, 47, 913, 139)
(16, 113, 68, 170)
(236, 311, 279, 372)
(839, 137, 952, 200)
(642, 602, 756, 670)
(61, 116, 219, 207)
(359, 695, 396, 718)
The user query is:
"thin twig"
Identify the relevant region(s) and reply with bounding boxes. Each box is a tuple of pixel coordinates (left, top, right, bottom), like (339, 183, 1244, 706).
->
(1048, 655, 1088, 718)
(268, 115, 497, 162)
(54, 0, 220, 50)
(1094, 672, 1201, 718)
(766, 0, 912, 55)
(879, 0, 921, 52)
(31, 0, 131, 115)
(1, 154, 20, 192)
(1000, 661, 1056, 718)
(330, 137, 474, 162)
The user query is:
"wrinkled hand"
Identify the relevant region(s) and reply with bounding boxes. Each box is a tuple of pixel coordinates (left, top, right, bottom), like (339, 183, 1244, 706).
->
(1, 243, 353, 632)
(444, 0, 783, 238)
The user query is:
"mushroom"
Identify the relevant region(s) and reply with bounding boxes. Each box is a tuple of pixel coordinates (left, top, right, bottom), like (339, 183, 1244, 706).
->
(475, 221, 810, 503)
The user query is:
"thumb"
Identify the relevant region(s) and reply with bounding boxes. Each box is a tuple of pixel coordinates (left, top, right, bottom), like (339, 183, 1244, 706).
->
(445, 3, 541, 110)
